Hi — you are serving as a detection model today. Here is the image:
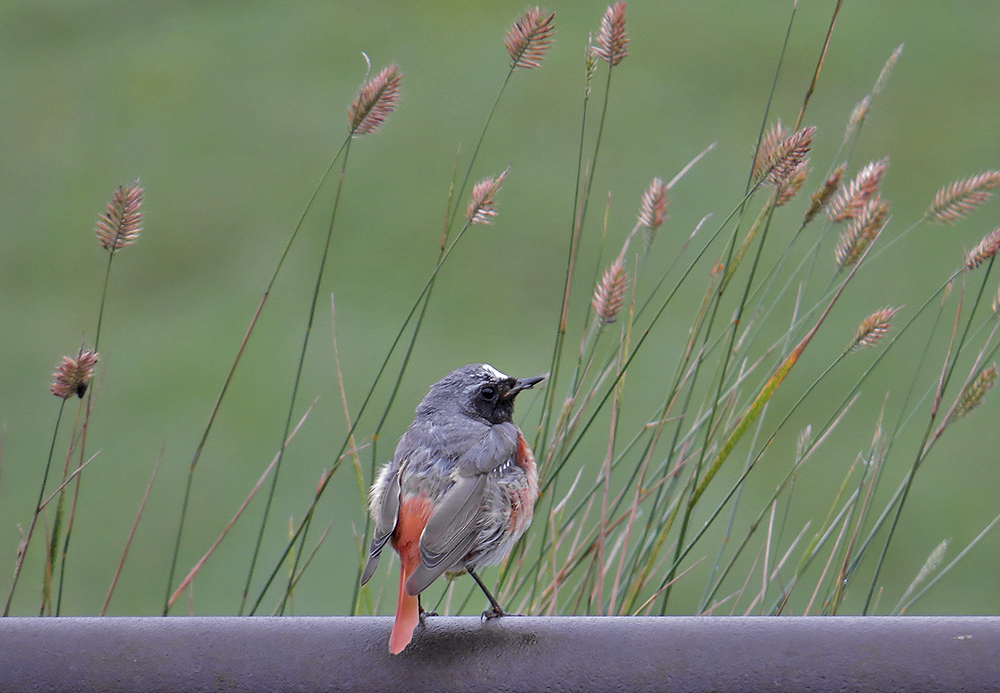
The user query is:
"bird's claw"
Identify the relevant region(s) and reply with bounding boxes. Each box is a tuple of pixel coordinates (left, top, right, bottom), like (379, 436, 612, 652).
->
(481, 606, 506, 621)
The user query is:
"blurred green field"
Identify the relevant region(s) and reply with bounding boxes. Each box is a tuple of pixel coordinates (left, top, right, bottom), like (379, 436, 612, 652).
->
(1, 1, 999, 617)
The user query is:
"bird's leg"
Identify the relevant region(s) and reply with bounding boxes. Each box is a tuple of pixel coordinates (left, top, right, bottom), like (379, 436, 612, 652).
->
(418, 595, 438, 624)
(467, 566, 508, 620)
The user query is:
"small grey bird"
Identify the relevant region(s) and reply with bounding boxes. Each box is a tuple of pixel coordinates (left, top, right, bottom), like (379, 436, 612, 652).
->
(361, 364, 544, 654)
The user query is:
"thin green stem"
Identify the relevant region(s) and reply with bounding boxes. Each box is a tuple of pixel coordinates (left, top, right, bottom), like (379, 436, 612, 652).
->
(162, 142, 347, 615)
(863, 259, 995, 613)
(240, 142, 354, 615)
(538, 64, 614, 464)
(3, 401, 67, 616)
(93, 253, 115, 353)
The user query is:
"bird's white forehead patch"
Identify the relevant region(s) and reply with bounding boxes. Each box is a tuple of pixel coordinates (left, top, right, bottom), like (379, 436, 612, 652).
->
(481, 364, 508, 381)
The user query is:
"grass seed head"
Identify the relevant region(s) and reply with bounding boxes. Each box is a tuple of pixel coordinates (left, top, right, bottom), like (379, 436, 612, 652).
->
(925, 171, 1000, 225)
(506, 7, 556, 70)
(803, 162, 847, 226)
(954, 364, 998, 419)
(95, 181, 143, 253)
(348, 63, 402, 137)
(467, 167, 510, 225)
(753, 123, 816, 188)
(827, 157, 889, 223)
(835, 194, 889, 270)
(638, 177, 669, 249)
(594, 2, 628, 67)
(850, 306, 900, 352)
(964, 227, 1000, 271)
(593, 257, 628, 324)
(51, 349, 98, 399)
(776, 161, 811, 207)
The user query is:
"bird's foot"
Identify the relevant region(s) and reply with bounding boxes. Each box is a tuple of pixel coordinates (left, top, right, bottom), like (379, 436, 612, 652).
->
(481, 605, 506, 621)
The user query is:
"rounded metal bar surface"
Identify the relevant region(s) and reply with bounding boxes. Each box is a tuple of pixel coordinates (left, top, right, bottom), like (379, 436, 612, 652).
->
(0, 616, 997, 692)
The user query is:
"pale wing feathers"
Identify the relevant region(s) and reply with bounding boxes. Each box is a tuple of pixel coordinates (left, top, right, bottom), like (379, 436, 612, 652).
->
(405, 474, 487, 595)
(360, 461, 403, 586)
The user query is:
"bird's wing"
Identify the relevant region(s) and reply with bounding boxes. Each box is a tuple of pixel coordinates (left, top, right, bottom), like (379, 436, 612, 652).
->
(405, 473, 486, 595)
(360, 458, 405, 586)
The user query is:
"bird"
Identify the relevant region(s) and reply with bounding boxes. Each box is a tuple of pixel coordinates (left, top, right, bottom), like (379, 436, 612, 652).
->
(360, 363, 545, 654)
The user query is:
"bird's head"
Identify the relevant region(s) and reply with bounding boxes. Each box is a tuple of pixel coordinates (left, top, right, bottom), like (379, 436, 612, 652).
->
(418, 363, 546, 425)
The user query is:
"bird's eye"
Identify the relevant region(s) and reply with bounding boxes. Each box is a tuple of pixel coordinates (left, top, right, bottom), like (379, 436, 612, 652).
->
(481, 386, 496, 400)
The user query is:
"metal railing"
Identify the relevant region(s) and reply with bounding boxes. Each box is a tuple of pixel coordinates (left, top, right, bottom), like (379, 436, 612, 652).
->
(1, 616, 998, 692)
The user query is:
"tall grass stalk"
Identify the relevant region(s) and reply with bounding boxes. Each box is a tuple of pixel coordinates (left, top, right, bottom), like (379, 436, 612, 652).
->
(162, 141, 349, 614)
(240, 145, 355, 614)
(3, 400, 66, 615)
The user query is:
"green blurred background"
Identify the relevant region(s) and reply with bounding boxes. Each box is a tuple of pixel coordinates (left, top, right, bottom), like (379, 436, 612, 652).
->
(1, 1, 999, 616)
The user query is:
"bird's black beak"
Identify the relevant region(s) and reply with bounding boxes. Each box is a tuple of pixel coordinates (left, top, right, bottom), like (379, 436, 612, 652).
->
(503, 374, 547, 399)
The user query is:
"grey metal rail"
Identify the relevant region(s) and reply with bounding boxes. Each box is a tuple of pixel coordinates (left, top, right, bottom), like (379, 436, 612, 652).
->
(1, 616, 998, 692)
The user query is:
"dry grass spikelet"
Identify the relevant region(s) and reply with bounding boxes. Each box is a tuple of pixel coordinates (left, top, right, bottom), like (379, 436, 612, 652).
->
(827, 157, 889, 223)
(873, 43, 904, 96)
(953, 363, 998, 420)
(584, 38, 599, 96)
(925, 171, 1000, 225)
(592, 257, 628, 324)
(964, 226, 1000, 270)
(594, 2, 628, 67)
(506, 7, 556, 70)
(638, 177, 668, 249)
(835, 194, 889, 270)
(850, 306, 900, 352)
(843, 95, 871, 144)
(95, 181, 143, 252)
(753, 123, 816, 187)
(796, 425, 813, 460)
(51, 348, 99, 399)
(348, 63, 402, 137)
(752, 121, 787, 184)
(803, 162, 847, 225)
(776, 161, 811, 207)
(467, 167, 510, 225)
(770, 126, 815, 186)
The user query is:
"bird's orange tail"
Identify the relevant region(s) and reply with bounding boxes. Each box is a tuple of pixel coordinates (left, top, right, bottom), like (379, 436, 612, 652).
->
(388, 495, 434, 654)
(389, 567, 420, 655)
